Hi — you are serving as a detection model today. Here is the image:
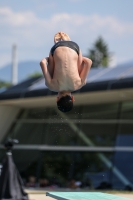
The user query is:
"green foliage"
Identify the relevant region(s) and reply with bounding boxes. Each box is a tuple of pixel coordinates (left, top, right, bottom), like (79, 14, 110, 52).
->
(0, 80, 11, 88)
(28, 71, 42, 78)
(88, 36, 111, 68)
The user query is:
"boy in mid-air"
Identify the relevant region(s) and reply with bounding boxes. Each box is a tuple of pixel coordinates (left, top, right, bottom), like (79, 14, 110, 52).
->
(40, 32, 92, 112)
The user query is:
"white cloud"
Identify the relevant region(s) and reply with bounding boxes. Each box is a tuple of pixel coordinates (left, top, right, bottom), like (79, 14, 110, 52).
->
(0, 7, 39, 26)
(0, 6, 133, 68)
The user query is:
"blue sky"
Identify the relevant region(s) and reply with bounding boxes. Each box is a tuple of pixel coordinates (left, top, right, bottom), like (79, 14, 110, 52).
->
(0, 0, 133, 68)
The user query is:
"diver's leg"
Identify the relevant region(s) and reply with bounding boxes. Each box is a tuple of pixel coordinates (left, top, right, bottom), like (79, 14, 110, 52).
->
(47, 52, 55, 78)
(78, 50, 84, 75)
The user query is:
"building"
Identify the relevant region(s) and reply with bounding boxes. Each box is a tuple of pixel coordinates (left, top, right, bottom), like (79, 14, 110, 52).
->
(0, 63, 133, 190)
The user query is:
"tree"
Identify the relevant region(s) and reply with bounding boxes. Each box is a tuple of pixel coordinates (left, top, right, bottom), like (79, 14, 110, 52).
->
(28, 72, 42, 78)
(0, 80, 11, 88)
(87, 36, 111, 68)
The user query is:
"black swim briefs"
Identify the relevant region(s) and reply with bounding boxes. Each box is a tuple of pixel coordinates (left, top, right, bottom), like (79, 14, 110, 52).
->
(50, 41, 79, 56)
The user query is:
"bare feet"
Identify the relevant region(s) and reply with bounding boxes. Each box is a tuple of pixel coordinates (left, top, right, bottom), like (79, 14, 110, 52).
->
(54, 32, 71, 43)
(61, 32, 71, 41)
(54, 32, 62, 43)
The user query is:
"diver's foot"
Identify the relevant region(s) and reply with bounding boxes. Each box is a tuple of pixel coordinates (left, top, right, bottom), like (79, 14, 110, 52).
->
(54, 32, 62, 43)
(61, 32, 71, 41)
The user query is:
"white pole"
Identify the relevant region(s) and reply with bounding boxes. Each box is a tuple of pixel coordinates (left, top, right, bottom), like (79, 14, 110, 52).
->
(12, 44, 18, 85)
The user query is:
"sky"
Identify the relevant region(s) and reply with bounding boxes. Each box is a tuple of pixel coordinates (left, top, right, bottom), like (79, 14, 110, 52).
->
(0, 0, 133, 69)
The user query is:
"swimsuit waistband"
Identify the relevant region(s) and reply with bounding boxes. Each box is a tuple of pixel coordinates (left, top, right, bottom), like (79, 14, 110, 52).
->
(50, 41, 79, 56)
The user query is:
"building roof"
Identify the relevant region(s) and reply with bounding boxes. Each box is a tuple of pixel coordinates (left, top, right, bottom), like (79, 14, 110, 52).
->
(0, 62, 133, 100)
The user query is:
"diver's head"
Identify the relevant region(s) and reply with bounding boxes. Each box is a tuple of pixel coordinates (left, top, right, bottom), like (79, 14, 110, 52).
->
(57, 92, 74, 112)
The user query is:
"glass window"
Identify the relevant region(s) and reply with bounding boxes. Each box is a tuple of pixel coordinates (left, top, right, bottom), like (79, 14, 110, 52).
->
(121, 102, 133, 120)
(7, 103, 120, 146)
(2, 101, 133, 189)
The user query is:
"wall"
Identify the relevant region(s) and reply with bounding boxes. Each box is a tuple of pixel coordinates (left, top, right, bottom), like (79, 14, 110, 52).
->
(0, 105, 20, 142)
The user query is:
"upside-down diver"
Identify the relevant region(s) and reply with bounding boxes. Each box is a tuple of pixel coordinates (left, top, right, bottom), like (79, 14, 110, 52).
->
(40, 32, 92, 112)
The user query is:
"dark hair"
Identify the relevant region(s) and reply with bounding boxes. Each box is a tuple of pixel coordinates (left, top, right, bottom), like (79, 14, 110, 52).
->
(57, 95, 73, 112)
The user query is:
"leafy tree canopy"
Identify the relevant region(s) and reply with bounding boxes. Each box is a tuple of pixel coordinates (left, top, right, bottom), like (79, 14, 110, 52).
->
(28, 71, 42, 78)
(87, 36, 112, 68)
(0, 80, 11, 88)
